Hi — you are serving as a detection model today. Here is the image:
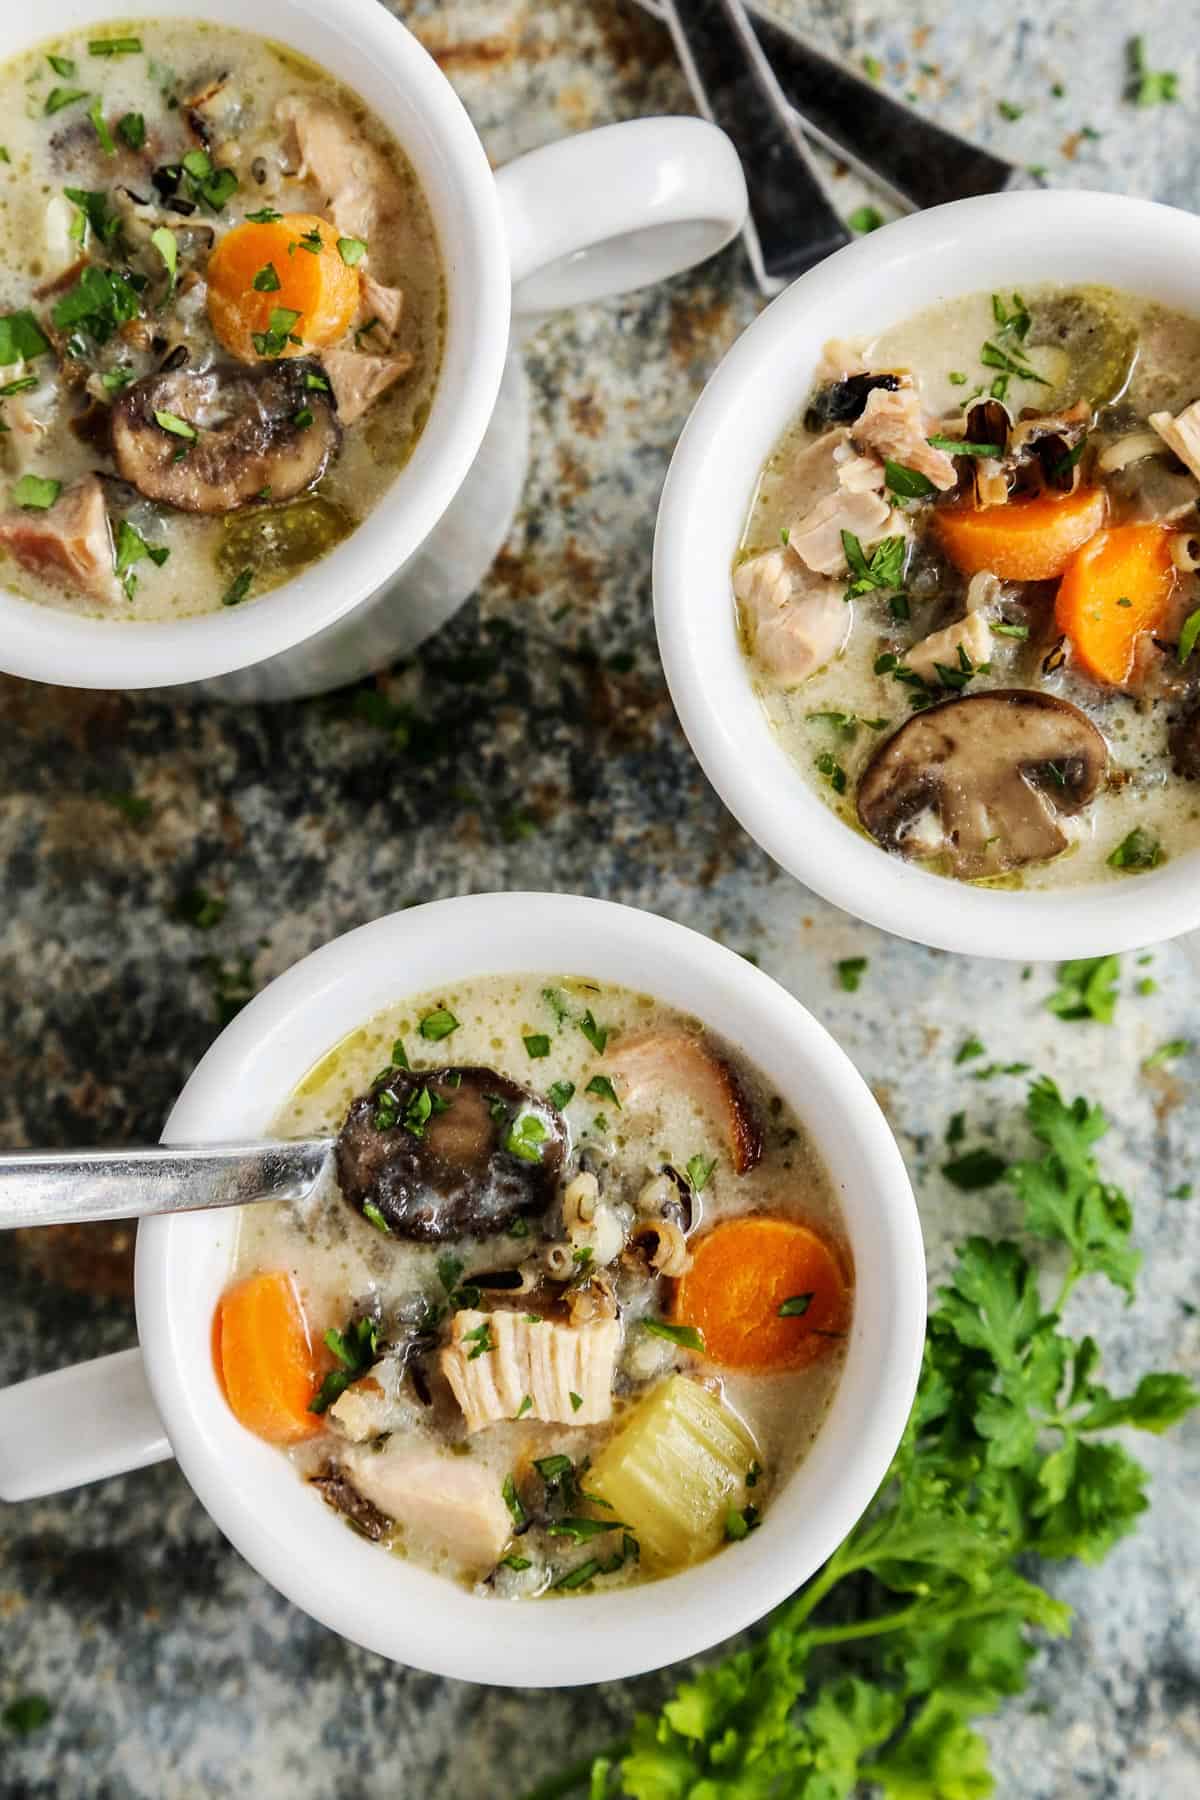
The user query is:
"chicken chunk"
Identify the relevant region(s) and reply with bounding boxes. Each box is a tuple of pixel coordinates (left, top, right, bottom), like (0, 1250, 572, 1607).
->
(1149, 400, 1200, 486)
(789, 487, 894, 576)
(734, 547, 850, 685)
(905, 611, 993, 683)
(327, 1375, 389, 1443)
(852, 386, 959, 491)
(277, 97, 404, 245)
(322, 348, 414, 426)
(441, 1309, 620, 1434)
(340, 1444, 512, 1572)
(357, 273, 404, 343)
(0, 474, 119, 606)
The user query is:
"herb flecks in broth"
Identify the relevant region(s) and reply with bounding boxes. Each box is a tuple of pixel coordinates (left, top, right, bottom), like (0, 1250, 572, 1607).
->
(0, 21, 444, 621)
(736, 283, 1200, 890)
(221, 974, 852, 1599)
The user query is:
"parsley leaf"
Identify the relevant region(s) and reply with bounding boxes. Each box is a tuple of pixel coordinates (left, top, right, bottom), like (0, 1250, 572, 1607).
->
(1045, 955, 1120, 1022)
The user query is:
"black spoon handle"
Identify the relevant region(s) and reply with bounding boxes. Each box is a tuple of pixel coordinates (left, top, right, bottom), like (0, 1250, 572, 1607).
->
(658, 0, 851, 292)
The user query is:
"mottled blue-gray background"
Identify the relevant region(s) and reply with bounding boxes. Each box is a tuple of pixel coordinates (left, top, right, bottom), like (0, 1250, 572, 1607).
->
(1, 3, 1197, 1795)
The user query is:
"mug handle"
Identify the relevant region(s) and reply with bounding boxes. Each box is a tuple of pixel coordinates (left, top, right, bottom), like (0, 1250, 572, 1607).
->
(495, 116, 748, 316)
(0, 1347, 170, 1502)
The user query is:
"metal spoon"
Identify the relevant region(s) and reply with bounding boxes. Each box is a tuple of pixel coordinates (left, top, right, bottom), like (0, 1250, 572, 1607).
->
(0, 1139, 334, 1230)
(657, 0, 850, 293)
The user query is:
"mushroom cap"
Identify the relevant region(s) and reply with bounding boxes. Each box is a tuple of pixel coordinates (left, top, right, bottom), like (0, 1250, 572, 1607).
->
(857, 689, 1108, 880)
(111, 358, 339, 514)
(335, 1067, 567, 1243)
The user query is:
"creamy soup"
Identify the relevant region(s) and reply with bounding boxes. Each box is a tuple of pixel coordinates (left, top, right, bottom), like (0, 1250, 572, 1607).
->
(221, 976, 851, 1598)
(0, 22, 443, 619)
(736, 284, 1200, 888)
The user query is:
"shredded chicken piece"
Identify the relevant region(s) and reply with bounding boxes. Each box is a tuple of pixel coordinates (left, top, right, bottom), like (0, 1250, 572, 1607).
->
(974, 462, 1009, 508)
(1149, 400, 1200, 486)
(357, 273, 404, 343)
(276, 96, 404, 245)
(836, 450, 886, 494)
(813, 337, 870, 385)
(733, 547, 850, 685)
(964, 571, 1003, 614)
(341, 1445, 513, 1571)
(852, 387, 958, 491)
(321, 348, 414, 426)
(327, 1376, 388, 1443)
(441, 1309, 619, 1433)
(789, 487, 893, 576)
(905, 610, 993, 682)
(1097, 430, 1164, 474)
(0, 474, 118, 605)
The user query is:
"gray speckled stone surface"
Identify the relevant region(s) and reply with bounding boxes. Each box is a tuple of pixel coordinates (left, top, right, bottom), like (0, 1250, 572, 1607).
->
(1, 2, 1198, 1795)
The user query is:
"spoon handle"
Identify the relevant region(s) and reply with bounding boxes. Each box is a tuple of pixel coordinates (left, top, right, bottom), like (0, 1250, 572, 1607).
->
(0, 1139, 333, 1230)
(659, 0, 850, 293)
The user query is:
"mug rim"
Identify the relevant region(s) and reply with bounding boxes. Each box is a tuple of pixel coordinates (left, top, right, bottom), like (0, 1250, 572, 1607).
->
(134, 892, 926, 1686)
(0, 0, 512, 689)
(653, 188, 1200, 961)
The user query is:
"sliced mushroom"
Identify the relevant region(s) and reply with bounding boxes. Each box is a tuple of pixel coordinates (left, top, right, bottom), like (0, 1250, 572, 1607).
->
(857, 691, 1108, 879)
(335, 1067, 566, 1242)
(111, 359, 340, 514)
(603, 1032, 763, 1175)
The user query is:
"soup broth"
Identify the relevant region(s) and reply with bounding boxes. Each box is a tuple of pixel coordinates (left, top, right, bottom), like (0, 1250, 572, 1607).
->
(227, 974, 852, 1598)
(0, 21, 444, 620)
(736, 284, 1200, 889)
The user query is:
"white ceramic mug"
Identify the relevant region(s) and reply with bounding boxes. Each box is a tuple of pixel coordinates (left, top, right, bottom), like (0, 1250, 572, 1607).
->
(654, 190, 1200, 962)
(0, 894, 925, 1687)
(1, 0, 748, 701)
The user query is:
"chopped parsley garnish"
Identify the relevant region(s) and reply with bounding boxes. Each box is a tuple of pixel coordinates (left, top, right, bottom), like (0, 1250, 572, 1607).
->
(523, 1033, 551, 1058)
(398, 1084, 450, 1139)
(569, 1391, 583, 1413)
(89, 36, 143, 55)
(294, 227, 323, 255)
(362, 1202, 390, 1234)
(0, 376, 37, 397)
(1107, 828, 1164, 872)
(948, 370, 968, 384)
(154, 409, 195, 440)
(543, 987, 572, 1024)
(1052, 436, 1089, 478)
(293, 407, 314, 429)
(515, 1394, 533, 1419)
(246, 205, 282, 224)
(547, 1080, 575, 1109)
(305, 371, 330, 391)
(337, 235, 368, 265)
(2, 1695, 52, 1735)
(971, 1061, 1032, 1082)
(462, 1321, 494, 1361)
(1128, 35, 1178, 107)
(52, 265, 141, 345)
(151, 227, 177, 303)
(390, 1037, 409, 1069)
(252, 263, 281, 292)
(12, 474, 60, 510)
(503, 1111, 549, 1163)
(884, 458, 935, 498)
(585, 1074, 620, 1108)
(778, 1293, 814, 1318)
(1046, 955, 1121, 1023)
(501, 1473, 527, 1528)
(814, 750, 847, 794)
(956, 1036, 986, 1065)
(943, 1147, 1008, 1191)
(846, 205, 883, 234)
(1178, 606, 1200, 664)
(807, 709, 886, 739)
(687, 1153, 716, 1192)
(991, 621, 1030, 638)
(63, 187, 122, 248)
(579, 1009, 609, 1054)
(926, 435, 1003, 457)
(113, 518, 168, 596)
(862, 53, 883, 80)
(642, 1319, 706, 1353)
(419, 1006, 459, 1041)
(842, 530, 906, 599)
(725, 1504, 761, 1541)
(1142, 1039, 1193, 1071)
(221, 568, 254, 608)
(180, 148, 238, 213)
(836, 956, 868, 992)
(500, 1553, 531, 1571)
(48, 54, 77, 77)
(45, 86, 88, 116)
(534, 1454, 574, 1486)
(88, 97, 115, 154)
(997, 100, 1024, 120)
(0, 311, 50, 364)
(309, 1315, 379, 1414)
(979, 339, 1048, 385)
(547, 1516, 630, 1543)
(354, 315, 381, 344)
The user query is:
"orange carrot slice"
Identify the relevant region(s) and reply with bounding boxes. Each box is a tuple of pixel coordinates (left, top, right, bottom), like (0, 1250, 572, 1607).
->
(206, 214, 360, 363)
(1055, 522, 1177, 687)
(934, 486, 1107, 581)
(216, 1270, 323, 1443)
(672, 1215, 851, 1371)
